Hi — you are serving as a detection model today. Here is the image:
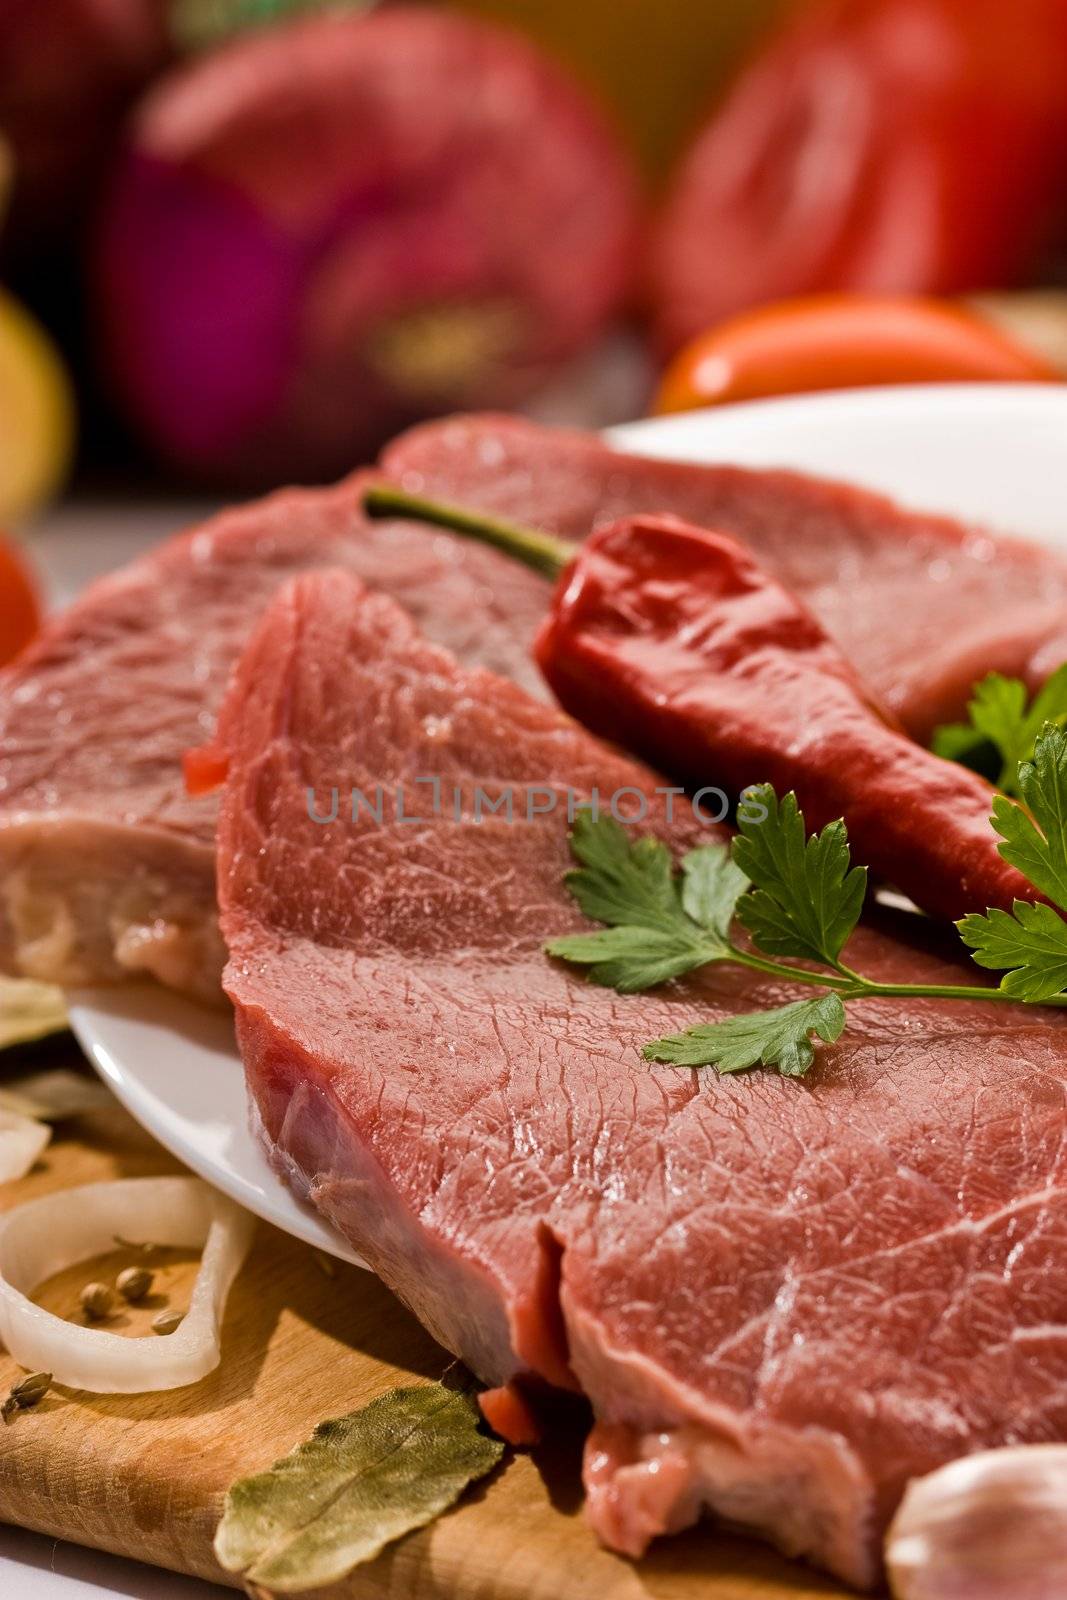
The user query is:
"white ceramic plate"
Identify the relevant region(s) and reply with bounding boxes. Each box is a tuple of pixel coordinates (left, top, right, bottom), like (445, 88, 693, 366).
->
(68, 383, 1067, 1260)
(69, 984, 366, 1265)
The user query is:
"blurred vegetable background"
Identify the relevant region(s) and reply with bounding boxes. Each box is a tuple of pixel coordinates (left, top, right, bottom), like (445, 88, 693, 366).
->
(95, 5, 642, 484)
(651, 0, 1067, 351)
(1, 0, 1067, 619)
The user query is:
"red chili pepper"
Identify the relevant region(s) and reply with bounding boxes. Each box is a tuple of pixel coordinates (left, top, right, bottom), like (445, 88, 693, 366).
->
(651, 0, 1067, 352)
(364, 485, 1037, 924)
(479, 1382, 542, 1447)
(654, 294, 1060, 415)
(183, 743, 230, 797)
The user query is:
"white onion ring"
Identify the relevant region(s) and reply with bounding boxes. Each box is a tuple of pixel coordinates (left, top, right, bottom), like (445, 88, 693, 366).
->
(0, 1177, 255, 1390)
(0, 1110, 51, 1183)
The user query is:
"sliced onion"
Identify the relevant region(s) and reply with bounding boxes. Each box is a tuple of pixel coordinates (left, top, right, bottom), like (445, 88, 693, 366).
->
(0, 1068, 112, 1122)
(0, 975, 67, 1051)
(0, 1109, 51, 1183)
(0, 1177, 255, 1390)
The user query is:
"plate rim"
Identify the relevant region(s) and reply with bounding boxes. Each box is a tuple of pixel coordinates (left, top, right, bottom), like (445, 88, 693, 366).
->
(68, 989, 367, 1267)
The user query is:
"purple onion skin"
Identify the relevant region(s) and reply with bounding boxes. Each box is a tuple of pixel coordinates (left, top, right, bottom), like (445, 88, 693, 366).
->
(98, 152, 307, 467)
(95, 7, 642, 487)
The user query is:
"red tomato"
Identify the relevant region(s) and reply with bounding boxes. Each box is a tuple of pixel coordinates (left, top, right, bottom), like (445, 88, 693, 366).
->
(654, 294, 1059, 413)
(652, 0, 1067, 352)
(0, 535, 41, 666)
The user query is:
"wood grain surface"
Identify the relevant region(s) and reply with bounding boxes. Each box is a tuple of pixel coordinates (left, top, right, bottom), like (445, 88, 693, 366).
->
(0, 1041, 848, 1600)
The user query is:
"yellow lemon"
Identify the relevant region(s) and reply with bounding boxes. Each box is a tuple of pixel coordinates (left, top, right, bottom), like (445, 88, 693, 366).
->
(0, 287, 75, 525)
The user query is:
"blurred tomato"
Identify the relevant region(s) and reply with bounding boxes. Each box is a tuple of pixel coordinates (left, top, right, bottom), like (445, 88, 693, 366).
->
(652, 0, 1067, 351)
(655, 294, 1059, 413)
(0, 533, 40, 666)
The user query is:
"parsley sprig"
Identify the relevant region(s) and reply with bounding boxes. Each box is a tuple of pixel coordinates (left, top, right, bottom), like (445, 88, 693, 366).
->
(959, 726, 1067, 998)
(546, 728, 1067, 1078)
(650, 994, 847, 1079)
(732, 789, 866, 970)
(933, 666, 1067, 796)
(546, 817, 748, 991)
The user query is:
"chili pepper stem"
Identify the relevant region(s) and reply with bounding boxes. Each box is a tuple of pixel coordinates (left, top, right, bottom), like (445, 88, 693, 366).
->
(363, 485, 573, 581)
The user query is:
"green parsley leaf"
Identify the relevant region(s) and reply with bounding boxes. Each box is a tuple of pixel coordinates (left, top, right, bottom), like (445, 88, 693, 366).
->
(679, 845, 750, 937)
(214, 1380, 503, 1593)
(643, 993, 847, 1078)
(931, 719, 997, 770)
(545, 816, 748, 992)
(933, 666, 1067, 795)
(991, 723, 1067, 909)
(958, 899, 1067, 1002)
(958, 723, 1067, 999)
(731, 786, 866, 968)
(563, 811, 682, 932)
(544, 925, 713, 992)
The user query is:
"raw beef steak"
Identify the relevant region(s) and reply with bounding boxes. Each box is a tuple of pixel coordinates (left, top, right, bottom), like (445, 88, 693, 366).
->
(216, 566, 1067, 1589)
(384, 413, 1067, 741)
(5, 411, 1067, 1000)
(0, 474, 549, 999)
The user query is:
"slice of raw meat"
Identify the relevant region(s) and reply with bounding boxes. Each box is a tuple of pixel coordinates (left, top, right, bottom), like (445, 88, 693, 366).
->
(216, 566, 1067, 1591)
(0, 474, 550, 999)
(5, 409, 1067, 1001)
(383, 412, 1067, 741)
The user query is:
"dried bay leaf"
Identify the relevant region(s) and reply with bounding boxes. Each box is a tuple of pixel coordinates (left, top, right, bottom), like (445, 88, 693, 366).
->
(214, 1380, 504, 1592)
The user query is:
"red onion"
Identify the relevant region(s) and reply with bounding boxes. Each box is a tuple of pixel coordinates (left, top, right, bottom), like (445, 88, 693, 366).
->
(95, 6, 642, 485)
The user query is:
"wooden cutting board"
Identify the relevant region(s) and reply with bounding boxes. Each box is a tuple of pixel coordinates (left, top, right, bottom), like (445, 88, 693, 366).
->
(0, 1042, 848, 1600)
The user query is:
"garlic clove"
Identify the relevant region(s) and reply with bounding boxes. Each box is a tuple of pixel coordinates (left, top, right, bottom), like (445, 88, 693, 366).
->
(887, 1445, 1067, 1600)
